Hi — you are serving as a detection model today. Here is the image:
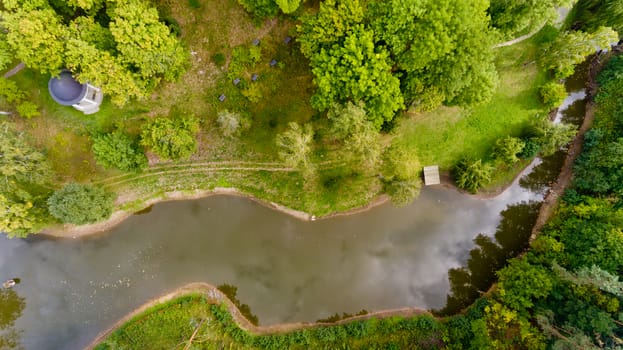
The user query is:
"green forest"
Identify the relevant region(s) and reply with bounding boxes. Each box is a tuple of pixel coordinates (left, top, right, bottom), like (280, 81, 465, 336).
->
(1, 0, 623, 348)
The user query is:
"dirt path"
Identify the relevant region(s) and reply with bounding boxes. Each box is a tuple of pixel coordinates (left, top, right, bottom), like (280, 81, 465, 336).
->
(494, 25, 546, 48)
(85, 282, 431, 350)
(2, 62, 25, 78)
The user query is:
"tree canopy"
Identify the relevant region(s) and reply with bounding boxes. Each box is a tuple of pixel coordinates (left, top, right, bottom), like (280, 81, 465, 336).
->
(539, 26, 619, 78)
(489, 0, 572, 39)
(571, 0, 623, 37)
(0, 0, 189, 106)
(297, 0, 498, 127)
(47, 183, 114, 225)
(0, 123, 52, 238)
(140, 117, 200, 161)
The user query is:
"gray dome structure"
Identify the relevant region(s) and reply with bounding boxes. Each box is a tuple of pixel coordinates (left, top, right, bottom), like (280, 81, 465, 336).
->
(48, 71, 88, 106)
(47, 70, 103, 115)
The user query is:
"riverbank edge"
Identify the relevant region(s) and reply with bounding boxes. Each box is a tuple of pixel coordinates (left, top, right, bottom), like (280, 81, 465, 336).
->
(85, 282, 431, 350)
(40, 187, 391, 238)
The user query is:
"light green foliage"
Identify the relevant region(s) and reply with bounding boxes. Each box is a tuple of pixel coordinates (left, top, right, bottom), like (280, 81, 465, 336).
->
(140, 117, 199, 160)
(454, 159, 494, 193)
(0, 194, 35, 238)
(242, 84, 263, 103)
(276, 122, 314, 170)
(0, 35, 13, 72)
(540, 27, 619, 78)
(47, 183, 114, 224)
(1, 7, 67, 74)
(297, 0, 366, 58)
(92, 131, 147, 172)
(384, 179, 422, 207)
(493, 136, 525, 164)
(0, 123, 51, 237)
(310, 26, 404, 129)
(16, 102, 40, 119)
(479, 302, 547, 349)
(109, 0, 189, 84)
(372, 0, 498, 107)
(0, 78, 25, 104)
(275, 0, 301, 14)
(1, 0, 189, 106)
(327, 102, 381, 168)
(216, 110, 251, 138)
(67, 16, 115, 51)
(489, 0, 572, 39)
(382, 143, 422, 207)
(228, 45, 262, 80)
(382, 144, 421, 182)
(0, 78, 37, 129)
(65, 39, 146, 106)
(66, 0, 104, 12)
(539, 81, 568, 109)
(528, 117, 577, 156)
(236, 0, 279, 19)
(0, 123, 50, 188)
(497, 259, 554, 311)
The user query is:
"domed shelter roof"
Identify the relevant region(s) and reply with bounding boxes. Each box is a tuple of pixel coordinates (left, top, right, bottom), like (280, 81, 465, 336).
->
(48, 71, 87, 106)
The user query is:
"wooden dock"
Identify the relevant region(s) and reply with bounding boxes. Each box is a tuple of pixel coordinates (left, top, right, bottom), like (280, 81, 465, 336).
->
(423, 166, 440, 185)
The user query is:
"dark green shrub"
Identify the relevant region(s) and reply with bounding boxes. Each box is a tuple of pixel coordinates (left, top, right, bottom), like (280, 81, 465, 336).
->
(47, 183, 114, 224)
(518, 138, 540, 159)
(237, 0, 279, 19)
(92, 131, 147, 172)
(454, 159, 494, 193)
(212, 53, 226, 66)
(597, 55, 623, 86)
(188, 0, 200, 9)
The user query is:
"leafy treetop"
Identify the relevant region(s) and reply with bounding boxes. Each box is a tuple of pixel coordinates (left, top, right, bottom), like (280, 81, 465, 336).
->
(0, 0, 189, 106)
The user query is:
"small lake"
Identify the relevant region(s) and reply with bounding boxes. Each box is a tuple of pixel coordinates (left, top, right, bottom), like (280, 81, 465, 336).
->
(0, 166, 543, 350)
(0, 80, 588, 350)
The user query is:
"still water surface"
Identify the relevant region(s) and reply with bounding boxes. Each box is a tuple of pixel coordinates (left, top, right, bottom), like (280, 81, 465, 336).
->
(1, 171, 540, 350)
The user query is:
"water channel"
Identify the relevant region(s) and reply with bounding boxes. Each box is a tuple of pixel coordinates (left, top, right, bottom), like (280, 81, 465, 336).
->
(0, 86, 589, 350)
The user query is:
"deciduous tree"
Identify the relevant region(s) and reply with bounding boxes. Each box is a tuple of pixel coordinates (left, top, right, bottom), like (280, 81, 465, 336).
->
(276, 122, 314, 171)
(489, 0, 572, 39)
(381, 143, 422, 206)
(540, 27, 619, 78)
(140, 117, 199, 161)
(47, 183, 114, 225)
(92, 131, 147, 172)
(275, 0, 301, 14)
(327, 102, 381, 168)
(454, 158, 493, 193)
(309, 26, 403, 129)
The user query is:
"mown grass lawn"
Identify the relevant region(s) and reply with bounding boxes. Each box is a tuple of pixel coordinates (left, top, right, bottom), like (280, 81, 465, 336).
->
(395, 36, 549, 170)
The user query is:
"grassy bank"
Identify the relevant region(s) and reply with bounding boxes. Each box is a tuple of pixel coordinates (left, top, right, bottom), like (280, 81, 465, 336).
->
(93, 293, 445, 350)
(396, 35, 548, 170)
(1, 0, 555, 230)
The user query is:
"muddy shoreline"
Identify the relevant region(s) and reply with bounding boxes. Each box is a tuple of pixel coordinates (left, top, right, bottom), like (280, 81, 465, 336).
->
(41, 187, 392, 238)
